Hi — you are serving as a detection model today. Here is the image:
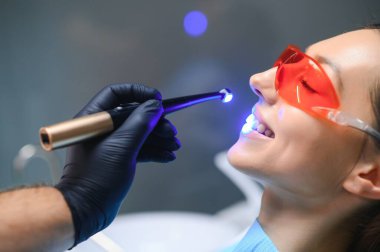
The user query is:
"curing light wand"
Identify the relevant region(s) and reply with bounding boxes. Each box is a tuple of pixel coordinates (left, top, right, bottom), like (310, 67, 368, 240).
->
(40, 88, 233, 151)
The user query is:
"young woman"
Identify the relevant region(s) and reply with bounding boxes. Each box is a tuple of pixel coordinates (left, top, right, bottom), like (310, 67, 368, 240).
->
(227, 25, 380, 251)
(3, 26, 378, 251)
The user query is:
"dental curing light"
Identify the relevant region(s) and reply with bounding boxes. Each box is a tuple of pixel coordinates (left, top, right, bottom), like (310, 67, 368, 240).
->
(40, 88, 233, 151)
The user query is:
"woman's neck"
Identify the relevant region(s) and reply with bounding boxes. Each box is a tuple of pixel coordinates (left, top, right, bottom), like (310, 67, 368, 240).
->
(258, 188, 363, 252)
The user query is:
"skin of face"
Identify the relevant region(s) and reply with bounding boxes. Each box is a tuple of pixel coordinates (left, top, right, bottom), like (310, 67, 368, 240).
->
(227, 29, 380, 205)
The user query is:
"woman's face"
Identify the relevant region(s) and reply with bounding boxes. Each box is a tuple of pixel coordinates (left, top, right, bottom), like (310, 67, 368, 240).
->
(228, 29, 380, 200)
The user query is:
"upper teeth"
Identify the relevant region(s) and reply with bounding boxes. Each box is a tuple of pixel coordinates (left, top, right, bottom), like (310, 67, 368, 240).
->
(256, 123, 266, 133)
(256, 123, 274, 137)
(244, 114, 274, 138)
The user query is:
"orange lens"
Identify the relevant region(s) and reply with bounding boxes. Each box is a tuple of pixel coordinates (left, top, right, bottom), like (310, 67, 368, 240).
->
(274, 45, 340, 118)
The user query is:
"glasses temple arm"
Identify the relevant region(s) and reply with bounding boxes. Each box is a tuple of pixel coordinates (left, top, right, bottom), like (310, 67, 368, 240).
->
(313, 107, 380, 142)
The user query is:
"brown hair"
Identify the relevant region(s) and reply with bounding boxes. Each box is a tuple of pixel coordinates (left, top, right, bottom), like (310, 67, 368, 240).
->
(349, 23, 380, 252)
(349, 202, 380, 251)
(370, 81, 380, 150)
(369, 24, 380, 149)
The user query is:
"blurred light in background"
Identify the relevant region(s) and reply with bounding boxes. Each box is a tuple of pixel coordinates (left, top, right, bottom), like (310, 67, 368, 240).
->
(183, 10, 208, 37)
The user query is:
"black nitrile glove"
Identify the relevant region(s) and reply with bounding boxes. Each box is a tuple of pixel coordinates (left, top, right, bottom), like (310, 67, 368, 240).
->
(55, 84, 180, 247)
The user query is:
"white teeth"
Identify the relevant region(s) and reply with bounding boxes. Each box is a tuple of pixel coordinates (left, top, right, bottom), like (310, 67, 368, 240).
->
(253, 120, 275, 138)
(246, 114, 254, 123)
(257, 124, 266, 134)
(241, 113, 275, 138)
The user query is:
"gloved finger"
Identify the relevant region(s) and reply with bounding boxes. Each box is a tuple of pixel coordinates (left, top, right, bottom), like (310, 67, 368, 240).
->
(109, 99, 164, 154)
(151, 118, 178, 138)
(143, 135, 181, 151)
(76, 83, 162, 117)
(137, 147, 176, 163)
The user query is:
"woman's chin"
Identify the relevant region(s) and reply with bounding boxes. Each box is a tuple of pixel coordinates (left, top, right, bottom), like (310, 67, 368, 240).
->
(227, 143, 239, 165)
(227, 142, 270, 181)
(227, 143, 251, 171)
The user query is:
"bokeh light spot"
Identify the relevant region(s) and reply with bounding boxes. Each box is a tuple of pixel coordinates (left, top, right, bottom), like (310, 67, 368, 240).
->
(183, 11, 208, 37)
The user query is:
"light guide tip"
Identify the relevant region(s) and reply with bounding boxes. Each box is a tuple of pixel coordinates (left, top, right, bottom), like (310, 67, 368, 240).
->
(220, 88, 233, 103)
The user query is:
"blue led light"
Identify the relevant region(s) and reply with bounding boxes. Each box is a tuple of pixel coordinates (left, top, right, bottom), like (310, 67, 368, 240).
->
(183, 11, 208, 37)
(223, 93, 233, 103)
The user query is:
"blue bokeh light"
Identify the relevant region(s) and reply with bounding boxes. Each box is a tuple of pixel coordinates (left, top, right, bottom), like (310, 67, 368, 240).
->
(183, 11, 208, 37)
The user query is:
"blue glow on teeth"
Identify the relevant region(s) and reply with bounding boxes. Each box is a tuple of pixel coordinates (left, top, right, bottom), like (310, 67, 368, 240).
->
(246, 114, 254, 123)
(241, 112, 275, 138)
(241, 114, 258, 134)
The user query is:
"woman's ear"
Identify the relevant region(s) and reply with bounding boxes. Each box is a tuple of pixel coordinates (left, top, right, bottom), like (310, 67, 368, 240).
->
(343, 159, 380, 200)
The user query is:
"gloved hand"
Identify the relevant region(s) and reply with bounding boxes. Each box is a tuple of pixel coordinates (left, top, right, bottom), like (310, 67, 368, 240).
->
(55, 83, 180, 247)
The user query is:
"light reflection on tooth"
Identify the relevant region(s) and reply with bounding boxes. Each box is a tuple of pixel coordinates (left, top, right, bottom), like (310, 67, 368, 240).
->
(246, 114, 254, 123)
(246, 114, 259, 130)
(257, 124, 266, 134)
(241, 123, 252, 134)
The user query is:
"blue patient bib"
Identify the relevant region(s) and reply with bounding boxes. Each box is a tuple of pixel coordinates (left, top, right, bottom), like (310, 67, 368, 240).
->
(221, 220, 278, 252)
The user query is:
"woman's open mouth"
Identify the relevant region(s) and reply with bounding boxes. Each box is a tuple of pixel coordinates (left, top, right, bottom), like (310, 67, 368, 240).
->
(241, 109, 275, 138)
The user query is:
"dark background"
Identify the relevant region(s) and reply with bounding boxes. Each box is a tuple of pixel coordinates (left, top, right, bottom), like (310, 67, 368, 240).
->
(1, 0, 379, 214)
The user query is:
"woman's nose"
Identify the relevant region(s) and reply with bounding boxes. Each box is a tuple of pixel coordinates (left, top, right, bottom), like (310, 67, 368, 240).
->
(249, 67, 278, 105)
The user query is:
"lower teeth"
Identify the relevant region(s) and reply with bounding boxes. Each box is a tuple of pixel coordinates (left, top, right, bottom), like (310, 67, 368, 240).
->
(254, 128, 274, 138)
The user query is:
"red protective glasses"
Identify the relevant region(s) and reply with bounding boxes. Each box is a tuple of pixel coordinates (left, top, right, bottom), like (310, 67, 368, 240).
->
(274, 45, 340, 119)
(273, 45, 380, 141)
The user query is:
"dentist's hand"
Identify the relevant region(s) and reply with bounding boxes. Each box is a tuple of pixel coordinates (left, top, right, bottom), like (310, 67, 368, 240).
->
(55, 84, 180, 246)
